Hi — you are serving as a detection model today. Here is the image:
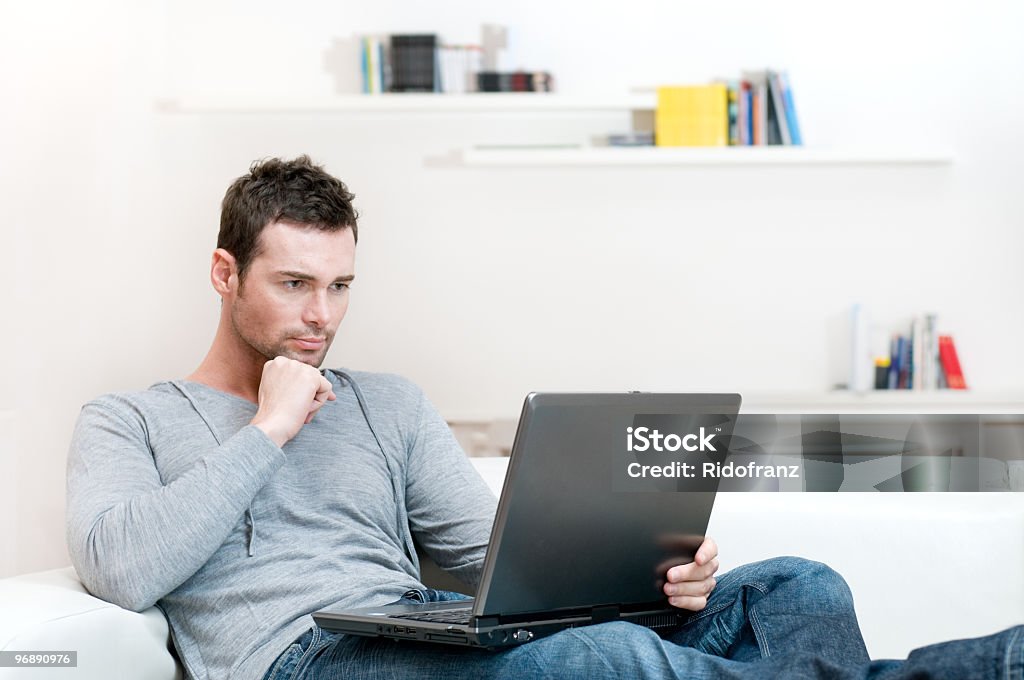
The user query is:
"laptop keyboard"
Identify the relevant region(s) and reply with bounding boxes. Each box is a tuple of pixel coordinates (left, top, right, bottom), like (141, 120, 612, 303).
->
(391, 608, 474, 625)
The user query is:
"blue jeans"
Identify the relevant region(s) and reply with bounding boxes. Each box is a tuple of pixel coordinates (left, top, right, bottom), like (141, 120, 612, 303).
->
(262, 557, 1023, 679)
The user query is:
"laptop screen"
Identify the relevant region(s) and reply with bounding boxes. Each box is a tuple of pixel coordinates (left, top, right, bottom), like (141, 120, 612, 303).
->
(475, 392, 741, 617)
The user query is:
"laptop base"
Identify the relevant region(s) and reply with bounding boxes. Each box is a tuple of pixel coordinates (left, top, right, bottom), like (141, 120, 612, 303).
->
(314, 600, 687, 649)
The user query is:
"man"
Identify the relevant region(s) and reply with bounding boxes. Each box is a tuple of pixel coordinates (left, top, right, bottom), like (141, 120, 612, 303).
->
(66, 156, 1022, 680)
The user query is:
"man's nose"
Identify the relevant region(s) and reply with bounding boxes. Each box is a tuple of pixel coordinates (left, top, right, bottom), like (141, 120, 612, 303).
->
(303, 290, 330, 327)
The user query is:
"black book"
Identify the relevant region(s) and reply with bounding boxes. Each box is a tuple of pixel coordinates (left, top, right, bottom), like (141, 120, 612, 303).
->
(389, 34, 436, 92)
(477, 72, 501, 92)
(766, 84, 783, 145)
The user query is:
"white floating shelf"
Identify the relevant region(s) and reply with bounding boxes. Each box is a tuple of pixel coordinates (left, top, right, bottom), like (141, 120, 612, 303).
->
(742, 391, 1024, 414)
(458, 146, 954, 167)
(156, 93, 654, 114)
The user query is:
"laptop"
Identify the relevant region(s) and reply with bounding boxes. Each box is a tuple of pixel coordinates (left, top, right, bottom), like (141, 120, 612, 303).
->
(313, 392, 742, 648)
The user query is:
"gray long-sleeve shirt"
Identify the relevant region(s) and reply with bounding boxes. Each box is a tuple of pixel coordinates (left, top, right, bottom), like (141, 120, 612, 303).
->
(65, 369, 498, 680)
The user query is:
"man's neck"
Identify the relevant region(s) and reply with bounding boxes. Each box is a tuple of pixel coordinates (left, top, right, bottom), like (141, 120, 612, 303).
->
(186, 324, 264, 403)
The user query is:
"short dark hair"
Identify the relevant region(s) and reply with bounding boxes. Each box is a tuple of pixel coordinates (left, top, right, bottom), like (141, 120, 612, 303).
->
(218, 155, 359, 281)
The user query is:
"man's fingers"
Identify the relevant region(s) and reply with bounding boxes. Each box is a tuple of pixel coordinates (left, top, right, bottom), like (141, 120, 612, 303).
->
(667, 557, 719, 583)
(313, 389, 335, 405)
(696, 537, 718, 565)
(306, 395, 329, 419)
(668, 595, 708, 612)
(315, 375, 335, 401)
(304, 383, 335, 425)
(664, 576, 716, 598)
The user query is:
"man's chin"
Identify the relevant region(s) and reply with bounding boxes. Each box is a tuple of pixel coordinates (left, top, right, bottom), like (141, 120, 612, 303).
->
(269, 347, 329, 368)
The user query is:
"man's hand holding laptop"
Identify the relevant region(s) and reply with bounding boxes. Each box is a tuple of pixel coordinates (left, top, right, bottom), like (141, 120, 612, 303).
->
(664, 537, 719, 611)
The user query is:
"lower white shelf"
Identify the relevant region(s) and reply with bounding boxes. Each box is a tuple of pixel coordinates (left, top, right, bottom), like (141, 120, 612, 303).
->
(458, 146, 954, 167)
(445, 392, 1024, 422)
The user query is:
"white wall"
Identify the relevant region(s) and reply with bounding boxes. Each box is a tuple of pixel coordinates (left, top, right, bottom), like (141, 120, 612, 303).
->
(2, 0, 1022, 576)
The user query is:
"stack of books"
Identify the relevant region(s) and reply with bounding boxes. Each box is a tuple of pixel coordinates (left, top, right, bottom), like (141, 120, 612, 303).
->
(437, 45, 483, 94)
(476, 71, 553, 92)
(851, 307, 968, 391)
(655, 70, 802, 147)
(360, 33, 554, 94)
(361, 34, 438, 93)
(880, 321, 967, 391)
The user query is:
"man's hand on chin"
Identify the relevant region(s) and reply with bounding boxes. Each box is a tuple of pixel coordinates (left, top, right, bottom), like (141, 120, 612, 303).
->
(250, 356, 336, 448)
(664, 537, 720, 611)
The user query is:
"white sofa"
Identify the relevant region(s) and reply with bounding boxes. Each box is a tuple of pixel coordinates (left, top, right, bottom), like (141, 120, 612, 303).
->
(1, 457, 1022, 679)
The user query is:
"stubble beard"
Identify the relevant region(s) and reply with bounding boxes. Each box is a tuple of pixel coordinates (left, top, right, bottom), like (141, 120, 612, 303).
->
(229, 299, 334, 369)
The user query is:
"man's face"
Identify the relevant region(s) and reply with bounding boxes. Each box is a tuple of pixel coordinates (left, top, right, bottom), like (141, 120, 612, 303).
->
(228, 221, 356, 367)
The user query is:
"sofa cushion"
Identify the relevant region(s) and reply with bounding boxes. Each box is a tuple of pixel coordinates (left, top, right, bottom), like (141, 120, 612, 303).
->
(0, 567, 179, 680)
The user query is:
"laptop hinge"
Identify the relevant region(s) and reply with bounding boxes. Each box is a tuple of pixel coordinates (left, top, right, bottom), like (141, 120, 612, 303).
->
(591, 605, 620, 623)
(475, 616, 499, 627)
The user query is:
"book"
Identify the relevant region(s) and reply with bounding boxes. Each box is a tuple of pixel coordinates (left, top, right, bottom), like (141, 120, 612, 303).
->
(767, 71, 792, 145)
(360, 39, 369, 93)
(849, 304, 871, 392)
(604, 132, 655, 146)
(389, 34, 437, 92)
(898, 335, 911, 389)
(655, 84, 728, 147)
(911, 317, 924, 391)
(362, 37, 379, 93)
(779, 71, 803, 145)
(766, 86, 782, 145)
(938, 335, 968, 389)
(727, 81, 739, 146)
(360, 36, 391, 93)
(741, 71, 768, 146)
(874, 357, 891, 390)
(887, 335, 900, 389)
(922, 313, 939, 390)
(714, 79, 740, 146)
(737, 81, 751, 145)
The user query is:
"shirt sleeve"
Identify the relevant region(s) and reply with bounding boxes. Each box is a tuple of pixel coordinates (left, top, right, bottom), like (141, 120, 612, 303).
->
(65, 400, 286, 611)
(403, 389, 498, 590)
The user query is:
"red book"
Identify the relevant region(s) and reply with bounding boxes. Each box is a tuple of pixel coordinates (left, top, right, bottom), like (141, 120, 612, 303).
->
(752, 90, 762, 145)
(938, 335, 967, 389)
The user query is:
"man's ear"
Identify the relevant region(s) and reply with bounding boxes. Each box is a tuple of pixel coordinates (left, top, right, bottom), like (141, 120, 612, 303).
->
(210, 248, 238, 297)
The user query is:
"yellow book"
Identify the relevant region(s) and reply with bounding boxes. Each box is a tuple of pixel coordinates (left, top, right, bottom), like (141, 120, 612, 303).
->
(656, 84, 728, 147)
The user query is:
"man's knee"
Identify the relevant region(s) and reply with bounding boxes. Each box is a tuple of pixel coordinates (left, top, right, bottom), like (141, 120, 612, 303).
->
(763, 556, 856, 613)
(724, 556, 856, 614)
(577, 620, 664, 645)
(532, 621, 667, 672)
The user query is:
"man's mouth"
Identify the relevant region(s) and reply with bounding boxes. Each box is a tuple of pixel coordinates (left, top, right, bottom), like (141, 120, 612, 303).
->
(292, 337, 326, 351)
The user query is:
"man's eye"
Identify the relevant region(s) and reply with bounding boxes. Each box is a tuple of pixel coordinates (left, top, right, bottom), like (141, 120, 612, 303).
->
(331, 282, 350, 292)
(283, 280, 303, 289)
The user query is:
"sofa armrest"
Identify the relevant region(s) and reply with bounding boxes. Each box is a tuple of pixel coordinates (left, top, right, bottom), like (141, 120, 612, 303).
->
(0, 567, 179, 680)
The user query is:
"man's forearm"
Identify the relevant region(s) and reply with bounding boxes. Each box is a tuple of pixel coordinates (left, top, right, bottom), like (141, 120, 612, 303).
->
(67, 419, 285, 611)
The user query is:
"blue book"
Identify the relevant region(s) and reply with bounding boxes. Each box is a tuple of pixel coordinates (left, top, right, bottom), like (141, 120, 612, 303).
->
(888, 336, 899, 389)
(899, 335, 912, 389)
(745, 87, 754, 145)
(779, 71, 802, 145)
